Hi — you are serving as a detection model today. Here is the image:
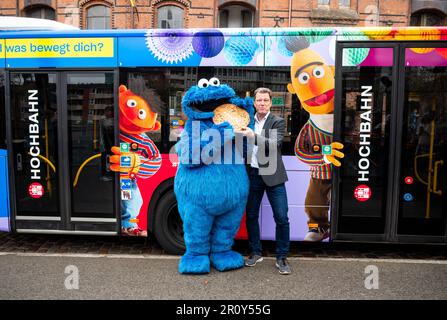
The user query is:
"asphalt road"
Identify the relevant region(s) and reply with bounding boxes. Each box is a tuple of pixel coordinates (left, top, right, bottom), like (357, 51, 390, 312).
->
(1, 252, 446, 300)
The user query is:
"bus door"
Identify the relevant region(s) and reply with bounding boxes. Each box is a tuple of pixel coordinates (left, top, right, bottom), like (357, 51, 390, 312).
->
(333, 42, 447, 243)
(8, 71, 119, 235)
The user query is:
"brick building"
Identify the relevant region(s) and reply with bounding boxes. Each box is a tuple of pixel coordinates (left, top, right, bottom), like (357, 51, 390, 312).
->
(0, 0, 445, 29)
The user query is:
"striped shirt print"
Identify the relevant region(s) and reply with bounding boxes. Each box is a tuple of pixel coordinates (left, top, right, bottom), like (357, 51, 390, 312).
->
(120, 132, 162, 179)
(295, 119, 332, 180)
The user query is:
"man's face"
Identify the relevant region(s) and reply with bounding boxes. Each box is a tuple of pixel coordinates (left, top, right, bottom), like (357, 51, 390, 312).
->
(254, 92, 272, 115)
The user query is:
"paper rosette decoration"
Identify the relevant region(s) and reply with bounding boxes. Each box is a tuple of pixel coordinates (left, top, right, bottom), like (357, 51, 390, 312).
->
(192, 30, 225, 58)
(394, 28, 441, 54)
(277, 28, 333, 57)
(224, 36, 259, 65)
(362, 27, 394, 40)
(145, 31, 194, 64)
(338, 30, 370, 66)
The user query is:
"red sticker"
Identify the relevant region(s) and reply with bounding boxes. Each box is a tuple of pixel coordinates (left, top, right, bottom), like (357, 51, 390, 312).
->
(28, 182, 44, 199)
(354, 185, 371, 202)
(404, 176, 413, 185)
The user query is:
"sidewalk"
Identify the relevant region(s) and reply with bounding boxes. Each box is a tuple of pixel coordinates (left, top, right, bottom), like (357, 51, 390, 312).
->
(0, 232, 446, 260)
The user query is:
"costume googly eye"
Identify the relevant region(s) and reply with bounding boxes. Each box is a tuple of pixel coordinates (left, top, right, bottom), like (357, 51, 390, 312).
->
(209, 77, 220, 86)
(138, 109, 146, 120)
(298, 72, 310, 85)
(198, 78, 209, 88)
(313, 66, 325, 79)
(127, 99, 137, 108)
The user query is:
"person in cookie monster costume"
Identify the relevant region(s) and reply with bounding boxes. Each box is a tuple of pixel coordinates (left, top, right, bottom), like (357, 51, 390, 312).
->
(174, 77, 254, 274)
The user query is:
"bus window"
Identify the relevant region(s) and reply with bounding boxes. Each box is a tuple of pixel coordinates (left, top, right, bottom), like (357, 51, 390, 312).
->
(337, 48, 394, 235)
(121, 68, 174, 154)
(398, 47, 447, 236)
(67, 72, 115, 217)
(10, 73, 60, 216)
(264, 67, 307, 156)
(121, 67, 268, 154)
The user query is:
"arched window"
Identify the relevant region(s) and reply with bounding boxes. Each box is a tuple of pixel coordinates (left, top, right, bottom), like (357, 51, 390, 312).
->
(411, 10, 445, 26)
(157, 5, 184, 29)
(86, 5, 111, 29)
(218, 5, 254, 28)
(24, 5, 56, 20)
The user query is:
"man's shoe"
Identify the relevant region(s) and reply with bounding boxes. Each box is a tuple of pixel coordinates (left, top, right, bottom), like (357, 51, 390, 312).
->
(275, 258, 291, 275)
(245, 254, 263, 267)
(303, 227, 329, 242)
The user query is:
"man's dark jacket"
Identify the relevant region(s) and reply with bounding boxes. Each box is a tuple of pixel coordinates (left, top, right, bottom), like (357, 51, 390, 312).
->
(249, 113, 288, 187)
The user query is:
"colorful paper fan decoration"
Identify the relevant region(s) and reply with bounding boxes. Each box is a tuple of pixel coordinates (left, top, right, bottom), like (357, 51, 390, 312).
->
(277, 36, 294, 57)
(145, 31, 194, 64)
(192, 30, 225, 58)
(338, 30, 370, 66)
(394, 28, 441, 54)
(277, 29, 332, 57)
(224, 36, 259, 66)
(362, 28, 393, 40)
(301, 28, 333, 44)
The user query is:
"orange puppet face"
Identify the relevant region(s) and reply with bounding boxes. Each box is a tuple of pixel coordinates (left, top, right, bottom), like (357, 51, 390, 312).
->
(287, 49, 335, 115)
(119, 85, 161, 134)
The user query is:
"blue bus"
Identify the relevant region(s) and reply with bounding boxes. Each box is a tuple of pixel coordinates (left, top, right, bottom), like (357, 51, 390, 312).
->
(0, 26, 446, 253)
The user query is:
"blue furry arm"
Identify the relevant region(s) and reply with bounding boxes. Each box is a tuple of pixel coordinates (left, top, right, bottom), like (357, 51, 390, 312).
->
(176, 120, 234, 167)
(175, 131, 201, 168)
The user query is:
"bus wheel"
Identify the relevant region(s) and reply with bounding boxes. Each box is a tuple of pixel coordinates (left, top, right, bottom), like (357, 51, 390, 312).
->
(153, 191, 185, 255)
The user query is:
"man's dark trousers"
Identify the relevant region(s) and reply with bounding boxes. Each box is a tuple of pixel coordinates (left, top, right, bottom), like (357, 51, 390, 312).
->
(246, 167, 290, 259)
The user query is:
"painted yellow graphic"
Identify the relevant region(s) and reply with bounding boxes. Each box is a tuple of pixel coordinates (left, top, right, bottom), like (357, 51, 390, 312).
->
(5, 38, 114, 58)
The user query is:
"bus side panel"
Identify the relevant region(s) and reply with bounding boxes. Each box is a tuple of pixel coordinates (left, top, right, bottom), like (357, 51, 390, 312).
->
(0, 39, 4, 68)
(0, 149, 10, 232)
(137, 154, 177, 231)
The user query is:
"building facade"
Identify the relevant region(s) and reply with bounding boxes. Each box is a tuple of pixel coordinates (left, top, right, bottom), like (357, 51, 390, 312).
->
(0, 0, 446, 30)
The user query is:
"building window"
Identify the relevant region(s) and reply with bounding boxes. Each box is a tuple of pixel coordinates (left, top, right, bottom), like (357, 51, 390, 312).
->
(157, 5, 184, 29)
(410, 10, 445, 26)
(219, 10, 229, 28)
(339, 0, 350, 8)
(24, 5, 56, 20)
(318, 0, 330, 5)
(86, 5, 111, 29)
(218, 5, 254, 28)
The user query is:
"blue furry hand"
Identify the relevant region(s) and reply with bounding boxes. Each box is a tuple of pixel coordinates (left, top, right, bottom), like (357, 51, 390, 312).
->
(212, 121, 234, 140)
(213, 120, 233, 130)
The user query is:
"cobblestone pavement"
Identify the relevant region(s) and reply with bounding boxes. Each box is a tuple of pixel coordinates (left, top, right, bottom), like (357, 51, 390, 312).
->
(0, 232, 446, 260)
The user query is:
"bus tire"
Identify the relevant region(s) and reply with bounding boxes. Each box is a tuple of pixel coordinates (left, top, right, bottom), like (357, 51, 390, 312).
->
(153, 191, 185, 255)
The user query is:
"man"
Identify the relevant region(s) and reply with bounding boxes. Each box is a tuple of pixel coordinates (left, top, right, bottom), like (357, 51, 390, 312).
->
(235, 87, 291, 275)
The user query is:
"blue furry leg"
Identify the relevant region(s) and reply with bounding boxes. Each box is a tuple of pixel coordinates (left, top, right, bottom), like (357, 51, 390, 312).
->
(179, 254, 210, 274)
(210, 250, 244, 272)
(210, 203, 246, 271)
(177, 202, 213, 274)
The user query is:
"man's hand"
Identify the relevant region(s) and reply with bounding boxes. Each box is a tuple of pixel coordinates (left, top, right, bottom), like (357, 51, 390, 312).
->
(234, 126, 255, 139)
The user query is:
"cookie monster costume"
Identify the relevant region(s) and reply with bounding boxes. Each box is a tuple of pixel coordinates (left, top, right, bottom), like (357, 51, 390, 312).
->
(174, 77, 254, 274)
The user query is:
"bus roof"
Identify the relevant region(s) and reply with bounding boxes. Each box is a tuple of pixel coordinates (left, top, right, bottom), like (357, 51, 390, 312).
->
(1, 26, 447, 39)
(0, 16, 79, 31)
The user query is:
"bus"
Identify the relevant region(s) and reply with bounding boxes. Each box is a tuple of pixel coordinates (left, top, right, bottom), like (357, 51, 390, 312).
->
(0, 27, 446, 254)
